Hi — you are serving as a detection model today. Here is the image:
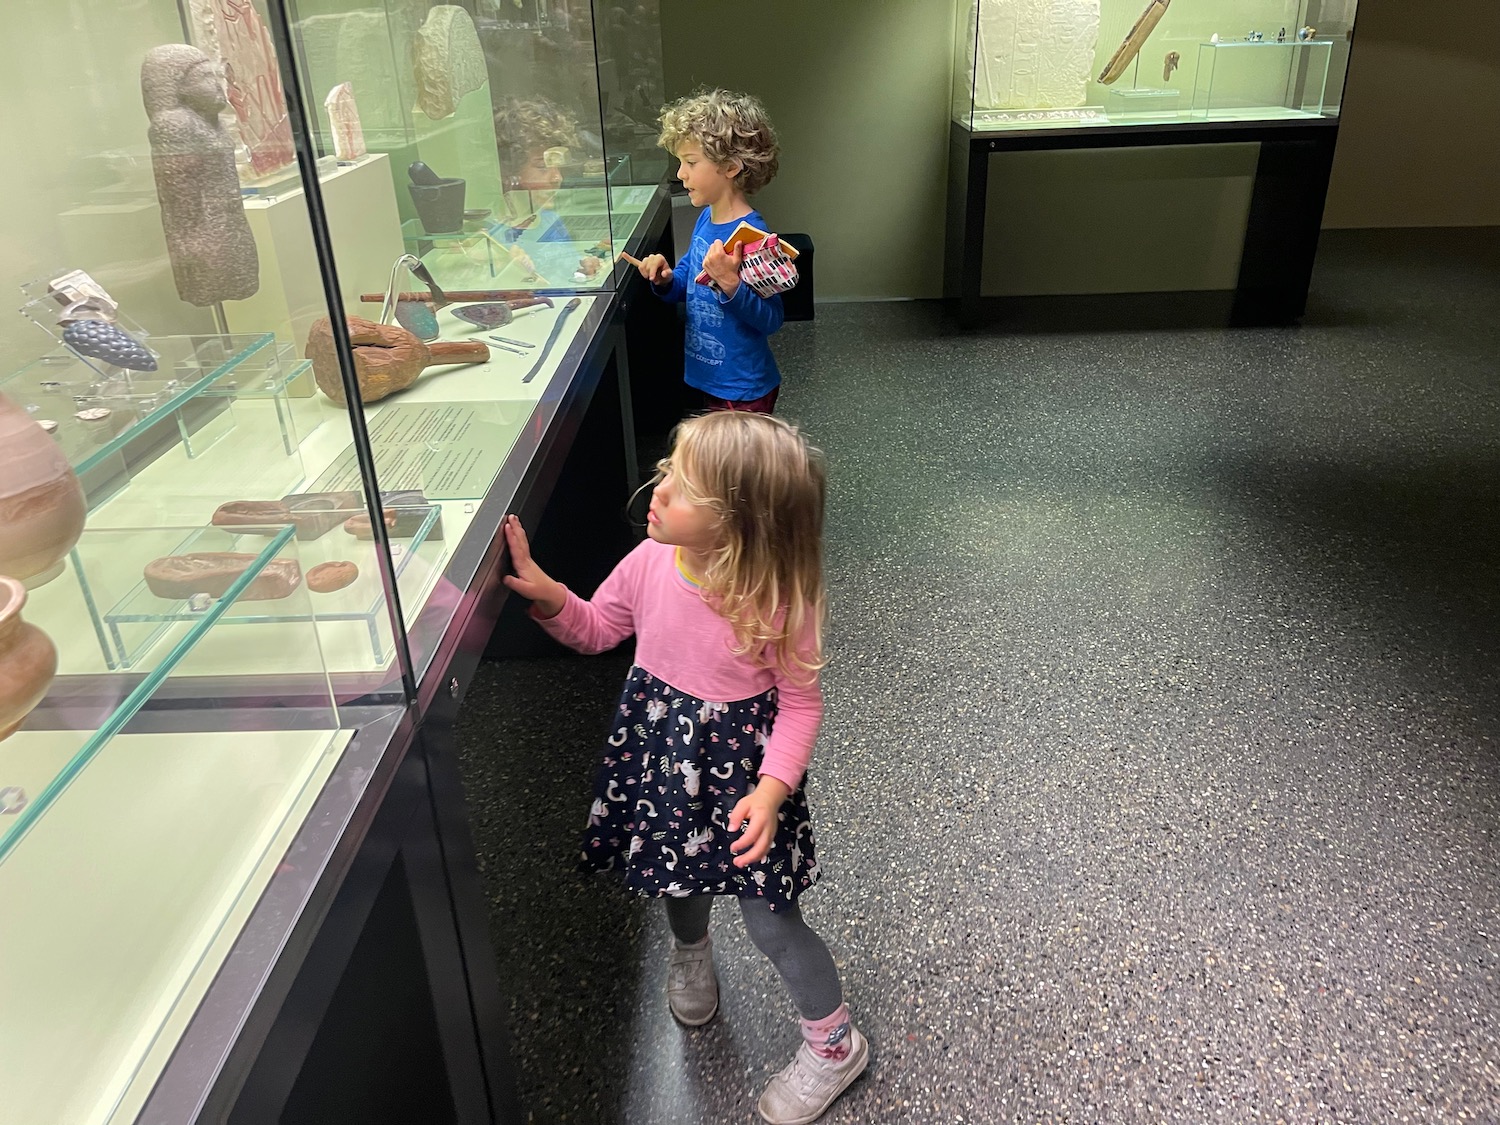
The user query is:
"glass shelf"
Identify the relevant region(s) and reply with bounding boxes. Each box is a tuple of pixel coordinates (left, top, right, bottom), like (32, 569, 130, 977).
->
(2, 333, 286, 483)
(102, 507, 446, 667)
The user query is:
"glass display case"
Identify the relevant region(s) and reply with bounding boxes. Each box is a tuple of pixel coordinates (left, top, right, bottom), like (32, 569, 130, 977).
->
(284, 0, 665, 294)
(952, 0, 1357, 131)
(2, 0, 669, 1121)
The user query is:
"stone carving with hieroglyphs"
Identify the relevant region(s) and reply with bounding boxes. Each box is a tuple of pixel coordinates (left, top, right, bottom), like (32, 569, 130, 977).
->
(972, 0, 1101, 110)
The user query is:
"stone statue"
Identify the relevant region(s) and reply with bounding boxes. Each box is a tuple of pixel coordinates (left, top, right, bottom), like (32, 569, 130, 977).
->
(142, 43, 261, 306)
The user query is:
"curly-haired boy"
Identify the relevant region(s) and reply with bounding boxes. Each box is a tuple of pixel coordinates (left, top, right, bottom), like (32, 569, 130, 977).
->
(635, 89, 786, 413)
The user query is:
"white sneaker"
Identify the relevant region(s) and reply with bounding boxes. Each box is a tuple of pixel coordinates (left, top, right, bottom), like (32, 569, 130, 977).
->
(665, 936, 719, 1026)
(757, 1025, 869, 1124)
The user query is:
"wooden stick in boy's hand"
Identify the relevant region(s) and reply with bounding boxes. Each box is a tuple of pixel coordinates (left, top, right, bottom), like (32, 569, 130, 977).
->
(623, 251, 674, 286)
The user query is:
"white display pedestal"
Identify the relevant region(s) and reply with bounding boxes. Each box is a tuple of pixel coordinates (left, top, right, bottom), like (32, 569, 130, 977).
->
(224, 153, 405, 352)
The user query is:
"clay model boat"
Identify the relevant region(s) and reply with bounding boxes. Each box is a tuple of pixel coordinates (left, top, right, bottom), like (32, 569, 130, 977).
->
(144, 553, 303, 601)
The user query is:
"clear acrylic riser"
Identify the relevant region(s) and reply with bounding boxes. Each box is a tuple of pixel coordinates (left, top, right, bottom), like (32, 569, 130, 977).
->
(1, 334, 311, 511)
(1193, 38, 1332, 119)
(97, 506, 445, 669)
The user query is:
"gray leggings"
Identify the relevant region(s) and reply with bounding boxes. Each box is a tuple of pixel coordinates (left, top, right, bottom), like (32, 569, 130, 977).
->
(665, 896, 843, 1021)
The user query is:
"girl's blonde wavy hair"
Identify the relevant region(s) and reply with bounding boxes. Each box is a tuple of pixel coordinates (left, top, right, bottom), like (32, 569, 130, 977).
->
(652, 411, 825, 683)
(657, 89, 780, 195)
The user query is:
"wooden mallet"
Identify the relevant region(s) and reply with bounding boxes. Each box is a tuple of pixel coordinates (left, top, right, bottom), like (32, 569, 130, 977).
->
(305, 315, 488, 405)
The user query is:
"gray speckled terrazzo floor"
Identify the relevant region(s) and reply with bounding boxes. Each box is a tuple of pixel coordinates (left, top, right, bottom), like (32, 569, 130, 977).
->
(456, 228, 1500, 1123)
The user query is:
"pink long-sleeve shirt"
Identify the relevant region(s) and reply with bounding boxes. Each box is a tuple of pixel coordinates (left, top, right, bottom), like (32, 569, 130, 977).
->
(534, 538, 822, 790)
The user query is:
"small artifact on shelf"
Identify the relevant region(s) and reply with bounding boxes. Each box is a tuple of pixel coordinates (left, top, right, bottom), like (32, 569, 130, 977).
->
(75, 407, 115, 438)
(451, 298, 553, 330)
(60, 313, 158, 373)
(304, 316, 488, 405)
(211, 491, 363, 540)
(1277, 27, 1287, 42)
(1163, 50, 1180, 81)
(143, 552, 302, 601)
(1248, 30, 1264, 42)
(37, 420, 59, 435)
(342, 490, 442, 540)
(0, 575, 59, 741)
(307, 560, 359, 593)
(522, 298, 583, 384)
(142, 43, 260, 306)
(1098, 0, 1171, 84)
(324, 82, 367, 161)
(407, 161, 467, 235)
(1297, 26, 1317, 41)
(0, 392, 87, 589)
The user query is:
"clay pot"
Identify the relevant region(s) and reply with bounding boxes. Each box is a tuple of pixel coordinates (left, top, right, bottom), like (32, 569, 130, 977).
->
(0, 576, 59, 741)
(0, 392, 87, 587)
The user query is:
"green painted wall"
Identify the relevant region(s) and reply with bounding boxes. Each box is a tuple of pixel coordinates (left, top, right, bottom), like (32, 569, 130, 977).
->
(660, 0, 956, 300)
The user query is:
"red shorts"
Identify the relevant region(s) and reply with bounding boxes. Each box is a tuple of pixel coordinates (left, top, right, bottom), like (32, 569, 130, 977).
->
(701, 386, 779, 415)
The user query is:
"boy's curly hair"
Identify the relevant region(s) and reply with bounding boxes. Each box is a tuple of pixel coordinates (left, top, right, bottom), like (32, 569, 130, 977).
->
(657, 89, 780, 195)
(493, 96, 580, 167)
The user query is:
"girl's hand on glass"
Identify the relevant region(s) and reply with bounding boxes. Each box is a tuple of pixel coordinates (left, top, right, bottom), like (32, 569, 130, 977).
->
(501, 514, 565, 618)
(702, 239, 742, 297)
(729, 777, 789, 867)
(637, 253, 673, 286)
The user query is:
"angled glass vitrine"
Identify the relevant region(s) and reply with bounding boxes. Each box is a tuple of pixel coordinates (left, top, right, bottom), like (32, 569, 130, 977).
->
(3, 3, 665, 1118)
(274, 0, 668, 685)
(0, 0, 544, 1120)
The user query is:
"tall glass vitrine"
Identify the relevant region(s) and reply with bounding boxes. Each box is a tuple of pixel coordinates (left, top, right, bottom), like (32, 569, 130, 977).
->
(0, 1, 667, 1121)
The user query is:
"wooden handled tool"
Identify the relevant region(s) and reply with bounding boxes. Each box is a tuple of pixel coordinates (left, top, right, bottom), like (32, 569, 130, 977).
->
(305, 316, 488, 405)
(1098, 0, 1172, 84)
(358, 289, 537, 304)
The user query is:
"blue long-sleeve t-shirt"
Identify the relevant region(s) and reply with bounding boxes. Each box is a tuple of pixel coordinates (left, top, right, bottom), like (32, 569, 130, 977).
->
(654, 208, 784, 401)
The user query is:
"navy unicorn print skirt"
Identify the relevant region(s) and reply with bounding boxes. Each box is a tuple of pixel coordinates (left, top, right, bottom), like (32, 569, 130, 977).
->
(579, 666, 820, 911)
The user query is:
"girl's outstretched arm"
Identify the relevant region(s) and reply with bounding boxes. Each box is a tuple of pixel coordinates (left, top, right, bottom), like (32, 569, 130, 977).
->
(507, 517, 643, 654)
(502, 515, 566, 618)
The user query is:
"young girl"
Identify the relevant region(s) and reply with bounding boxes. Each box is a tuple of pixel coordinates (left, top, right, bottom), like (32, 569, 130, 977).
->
(634, 89, 786, 414)
(502, 412, 866, 1124)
